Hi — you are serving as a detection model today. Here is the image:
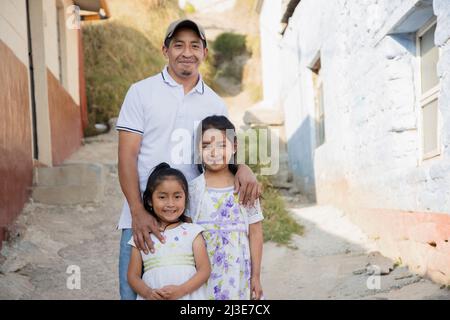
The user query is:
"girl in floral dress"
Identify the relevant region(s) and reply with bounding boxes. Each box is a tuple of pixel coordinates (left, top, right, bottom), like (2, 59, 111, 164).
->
(188, 115, 264, 300)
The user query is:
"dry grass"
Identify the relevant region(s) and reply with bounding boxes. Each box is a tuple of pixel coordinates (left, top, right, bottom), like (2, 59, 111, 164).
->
(82, 0, 183, 135)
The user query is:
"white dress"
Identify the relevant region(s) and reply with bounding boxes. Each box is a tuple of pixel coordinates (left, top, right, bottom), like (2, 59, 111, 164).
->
(128, 222, 207, 300)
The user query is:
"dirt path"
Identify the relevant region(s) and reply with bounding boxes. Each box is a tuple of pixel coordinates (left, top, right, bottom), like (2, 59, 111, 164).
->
(262, 196, 450, 299)
(0, 132, 121, 299)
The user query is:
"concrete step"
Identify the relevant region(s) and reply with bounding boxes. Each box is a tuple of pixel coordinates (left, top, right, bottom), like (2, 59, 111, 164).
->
(32, 163, 105, 205)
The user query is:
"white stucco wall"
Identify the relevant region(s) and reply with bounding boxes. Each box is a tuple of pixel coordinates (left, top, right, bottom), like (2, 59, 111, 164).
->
(0, 0, 29, 67)
(58, 0, 80, 105)
(43, 0, 60, 80)
(259, 0, 283, 106)
(271, 0, 450, 212)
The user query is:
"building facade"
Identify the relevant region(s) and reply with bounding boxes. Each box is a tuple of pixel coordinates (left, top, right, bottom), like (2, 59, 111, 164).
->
(0, 0, 109, 248)
(259, 0, 450, 285)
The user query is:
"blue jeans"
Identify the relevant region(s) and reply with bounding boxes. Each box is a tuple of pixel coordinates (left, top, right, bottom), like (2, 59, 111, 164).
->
(119, 228, 137, 300)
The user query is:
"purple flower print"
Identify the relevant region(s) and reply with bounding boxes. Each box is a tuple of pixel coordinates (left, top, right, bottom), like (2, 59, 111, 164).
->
(223, 259, 230, 272)
(225, 196, 234, 208)
(214, 286, 230, 300)
(221, 233, 230, 246)
(213, 250, 225, 266)
(214, 285, 220, 296)
(211, 273, 222, 280)
(219, 289, 230, 300)
(220, 207, 229, 219)
(174, 236, 179, 241)
(244, 259, 251, 279)
(229, 277, 236, 288)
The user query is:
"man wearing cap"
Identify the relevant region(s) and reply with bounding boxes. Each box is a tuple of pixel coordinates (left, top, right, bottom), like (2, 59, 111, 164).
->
(116, 19, 261, 300)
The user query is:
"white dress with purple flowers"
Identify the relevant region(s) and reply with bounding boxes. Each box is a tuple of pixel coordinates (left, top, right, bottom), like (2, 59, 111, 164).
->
(187, 174, 264, 300)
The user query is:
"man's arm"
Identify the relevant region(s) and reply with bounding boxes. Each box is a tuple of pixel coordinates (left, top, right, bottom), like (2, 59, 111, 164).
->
(234, 164, 262, 206)
(118, 131, 163, 254)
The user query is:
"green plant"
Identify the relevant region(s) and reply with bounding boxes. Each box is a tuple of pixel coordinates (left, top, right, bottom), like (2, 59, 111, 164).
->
(259, 176, 304, 244)
(213, 32, 248, 62)
(239, 127, 304, 244)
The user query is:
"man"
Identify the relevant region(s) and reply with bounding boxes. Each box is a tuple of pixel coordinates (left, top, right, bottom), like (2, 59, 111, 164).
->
(117, 19, 262, 300)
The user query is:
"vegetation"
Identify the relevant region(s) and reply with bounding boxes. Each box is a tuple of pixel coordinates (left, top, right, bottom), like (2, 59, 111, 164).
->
(82, 0, 183, 136)
(213, 32, 248, 62)
(240, 127, 304, 245)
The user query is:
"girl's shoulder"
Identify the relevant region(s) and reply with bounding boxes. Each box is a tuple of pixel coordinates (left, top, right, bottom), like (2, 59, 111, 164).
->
(188, 173, 206, 189)
(179, 222, 205, 237)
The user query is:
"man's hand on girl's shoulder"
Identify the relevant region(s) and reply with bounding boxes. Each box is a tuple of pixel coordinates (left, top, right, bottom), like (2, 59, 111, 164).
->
(234, 164, 262, 207)
(131, 206, 165, 254)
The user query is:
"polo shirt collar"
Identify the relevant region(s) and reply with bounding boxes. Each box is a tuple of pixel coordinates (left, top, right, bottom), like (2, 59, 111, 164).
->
(161, 66, 205, 95)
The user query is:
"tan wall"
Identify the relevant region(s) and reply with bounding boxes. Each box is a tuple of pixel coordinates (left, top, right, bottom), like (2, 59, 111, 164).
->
(47, 70, 83, 165)
(347, 207, 450, 286)
(0, 40, 33, 247)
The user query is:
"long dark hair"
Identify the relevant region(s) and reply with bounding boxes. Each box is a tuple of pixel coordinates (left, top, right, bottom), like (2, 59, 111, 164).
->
(142, 162, 189, 223)
(196, 115, 238, 175)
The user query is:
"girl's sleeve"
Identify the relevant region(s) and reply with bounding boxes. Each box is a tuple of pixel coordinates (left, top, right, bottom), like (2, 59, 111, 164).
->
(246, 198, 264, 224)
(186, 180, 198, 220)
(189, 223, 205, 242)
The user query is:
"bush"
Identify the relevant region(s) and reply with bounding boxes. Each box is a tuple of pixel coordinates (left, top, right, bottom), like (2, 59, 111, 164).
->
(213, 32, 248, 62)
(239, 127, 304, 244)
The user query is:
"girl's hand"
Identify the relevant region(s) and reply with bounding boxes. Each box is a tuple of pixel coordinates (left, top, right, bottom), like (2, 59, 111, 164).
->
(144, 287, 166, 300)
(158, 285, 184, 300)
(251, 277, 263, 300)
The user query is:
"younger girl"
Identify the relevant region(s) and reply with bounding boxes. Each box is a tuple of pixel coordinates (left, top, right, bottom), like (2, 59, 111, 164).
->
(188, 115, 264, 300)
(127, 163, 210, 300)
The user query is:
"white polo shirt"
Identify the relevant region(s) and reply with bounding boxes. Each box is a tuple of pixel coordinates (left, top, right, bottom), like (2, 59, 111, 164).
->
(116, 66, 228, 229)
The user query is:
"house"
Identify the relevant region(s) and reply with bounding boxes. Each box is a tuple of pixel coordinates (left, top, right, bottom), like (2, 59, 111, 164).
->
(0, 0, 110, 248)
(258, 0, 450, 285)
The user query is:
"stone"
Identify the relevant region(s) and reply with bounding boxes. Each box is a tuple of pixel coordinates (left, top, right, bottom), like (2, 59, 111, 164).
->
(366, 251, 395, 275)
(32, 163, 105, 205)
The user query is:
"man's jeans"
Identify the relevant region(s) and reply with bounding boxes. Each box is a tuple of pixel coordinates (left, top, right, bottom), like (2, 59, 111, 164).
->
(119, 228, 137, 300)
